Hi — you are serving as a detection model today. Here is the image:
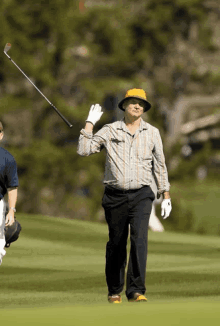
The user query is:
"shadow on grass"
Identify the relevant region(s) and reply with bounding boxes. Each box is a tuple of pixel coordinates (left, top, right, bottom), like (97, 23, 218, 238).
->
(0, 266, 105, 292)
(147, 273, 220, 298)
(148, 240, 220, 258)
(1, 266, 220, 298)
(22, 221, 107, 249)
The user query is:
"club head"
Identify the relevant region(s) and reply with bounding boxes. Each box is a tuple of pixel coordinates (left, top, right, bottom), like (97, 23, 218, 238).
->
(4, 43, 11, 54)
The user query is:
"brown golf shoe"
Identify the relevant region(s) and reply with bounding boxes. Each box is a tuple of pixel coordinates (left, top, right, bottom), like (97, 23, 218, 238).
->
(108, 294, 122, 303)
(128, 293, 147, 302)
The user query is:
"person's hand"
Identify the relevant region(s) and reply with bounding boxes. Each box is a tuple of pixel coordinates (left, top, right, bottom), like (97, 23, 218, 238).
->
(161, 199, 172, 219)
(5, 210, 15, 227)
(86, 104, 103, 126)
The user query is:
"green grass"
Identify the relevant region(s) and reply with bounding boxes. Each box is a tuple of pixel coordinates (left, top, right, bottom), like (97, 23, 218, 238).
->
(170, 178, 220, 235)
(1, 213, 220, 325)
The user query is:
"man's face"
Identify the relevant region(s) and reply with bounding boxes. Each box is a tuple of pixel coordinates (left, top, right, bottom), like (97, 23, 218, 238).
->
(123, 98, 145, 118)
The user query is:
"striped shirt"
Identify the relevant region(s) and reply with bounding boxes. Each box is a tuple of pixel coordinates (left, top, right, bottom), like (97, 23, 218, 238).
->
(77, 118, 170, 196)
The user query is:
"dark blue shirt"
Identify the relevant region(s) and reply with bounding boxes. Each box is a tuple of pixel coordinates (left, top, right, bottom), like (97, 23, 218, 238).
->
(0, 147, 19, 200)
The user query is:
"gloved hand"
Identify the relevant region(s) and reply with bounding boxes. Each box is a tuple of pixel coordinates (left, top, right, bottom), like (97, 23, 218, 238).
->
(161, 199, 172, 219)
(86, 104, 103, 126)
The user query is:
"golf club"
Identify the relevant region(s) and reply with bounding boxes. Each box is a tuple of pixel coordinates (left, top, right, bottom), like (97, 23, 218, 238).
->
(4, 43, 73, 128)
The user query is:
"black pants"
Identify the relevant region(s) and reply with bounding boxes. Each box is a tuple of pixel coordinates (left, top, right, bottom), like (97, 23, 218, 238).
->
(102, 185, 155, 299)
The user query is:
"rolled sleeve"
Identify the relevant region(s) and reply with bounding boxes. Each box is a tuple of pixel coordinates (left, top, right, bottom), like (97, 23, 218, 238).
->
(80, 129, 93, 139)
(77, 126, 108, 156)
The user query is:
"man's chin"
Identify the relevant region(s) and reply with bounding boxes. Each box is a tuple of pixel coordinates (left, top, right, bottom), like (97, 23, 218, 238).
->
(132, 112, 141, 116)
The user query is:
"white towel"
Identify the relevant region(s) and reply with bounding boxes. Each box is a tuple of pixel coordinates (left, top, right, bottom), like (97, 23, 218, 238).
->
(149, 203, 164, 232)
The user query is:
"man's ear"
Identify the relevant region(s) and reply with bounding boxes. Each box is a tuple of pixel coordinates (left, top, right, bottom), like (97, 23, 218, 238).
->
(0, 131, 4, 140)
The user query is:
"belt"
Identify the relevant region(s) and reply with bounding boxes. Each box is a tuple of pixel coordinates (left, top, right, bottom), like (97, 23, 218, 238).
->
(106, 185, 148, 194)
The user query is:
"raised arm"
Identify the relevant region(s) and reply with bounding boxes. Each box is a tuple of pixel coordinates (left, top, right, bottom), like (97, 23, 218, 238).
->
(77, 104, 107, 156)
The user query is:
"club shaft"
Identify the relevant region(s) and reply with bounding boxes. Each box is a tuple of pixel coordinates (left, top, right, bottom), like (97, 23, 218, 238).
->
(4, 52, 73, 128)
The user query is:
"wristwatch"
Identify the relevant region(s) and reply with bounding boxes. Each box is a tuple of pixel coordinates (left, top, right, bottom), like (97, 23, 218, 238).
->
(9, 207, 16, 212)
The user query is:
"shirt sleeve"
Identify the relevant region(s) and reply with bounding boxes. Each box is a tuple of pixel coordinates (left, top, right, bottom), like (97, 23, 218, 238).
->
(152, 128, 170, 197)
(5, 156, 19, 188)
(77, 125, 108, 156)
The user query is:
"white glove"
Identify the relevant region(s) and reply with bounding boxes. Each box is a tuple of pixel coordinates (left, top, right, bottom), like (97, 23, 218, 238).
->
(161, 199, 172, 219)
(86, 104, 103, 126)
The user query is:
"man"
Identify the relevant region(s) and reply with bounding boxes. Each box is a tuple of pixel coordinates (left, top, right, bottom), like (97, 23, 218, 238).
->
(77, 88, 171, 303)
(0, 121, 19, 265)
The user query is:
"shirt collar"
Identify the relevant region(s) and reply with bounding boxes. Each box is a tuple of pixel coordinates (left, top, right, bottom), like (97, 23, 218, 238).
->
(139, 118, 148, 131)
(117, 117, 148, 131)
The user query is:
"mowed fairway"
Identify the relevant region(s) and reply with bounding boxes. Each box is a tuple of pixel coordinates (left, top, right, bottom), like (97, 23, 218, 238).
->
(0, 214, 220, 325)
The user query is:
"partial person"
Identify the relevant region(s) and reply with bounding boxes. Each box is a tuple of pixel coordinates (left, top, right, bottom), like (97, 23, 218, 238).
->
(0, 121, 19, 265)
(77, 89, 172, 303)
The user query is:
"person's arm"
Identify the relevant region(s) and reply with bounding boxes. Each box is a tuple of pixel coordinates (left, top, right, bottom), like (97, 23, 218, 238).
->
(152, 128, 170, 198)
(152, 129, 172, 219)
(5, 187, 18, 226)
(85, 122, 94, 133)
(77, 104, 107, 156)
(163, 191, 170, 199)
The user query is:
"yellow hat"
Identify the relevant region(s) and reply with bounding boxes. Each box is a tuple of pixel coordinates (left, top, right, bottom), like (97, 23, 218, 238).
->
(118, 88, 151, 112)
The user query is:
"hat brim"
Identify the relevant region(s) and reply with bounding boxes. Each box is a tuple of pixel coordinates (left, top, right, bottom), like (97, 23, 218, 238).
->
(118, 96, 151, 112)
